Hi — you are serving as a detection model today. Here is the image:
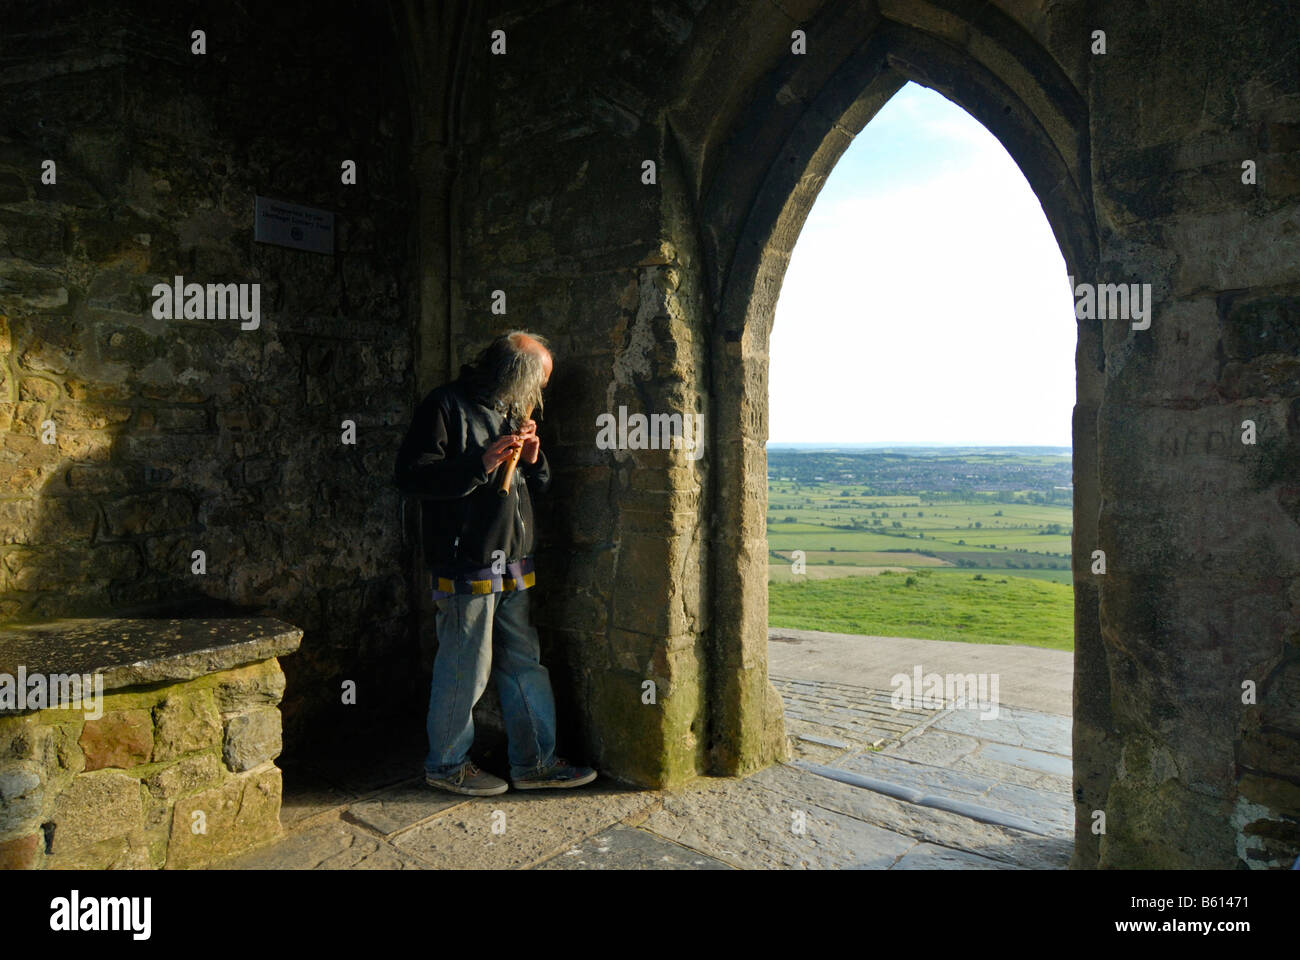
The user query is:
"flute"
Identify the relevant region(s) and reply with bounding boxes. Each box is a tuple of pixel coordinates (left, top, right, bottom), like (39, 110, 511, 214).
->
(497, 405, 534, 498)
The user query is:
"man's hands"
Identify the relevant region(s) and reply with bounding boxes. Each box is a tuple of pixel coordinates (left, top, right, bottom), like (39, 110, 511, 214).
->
(480, 418, 541, 474)
(481, 434, 521, 474)
(517, 418, 540, 464)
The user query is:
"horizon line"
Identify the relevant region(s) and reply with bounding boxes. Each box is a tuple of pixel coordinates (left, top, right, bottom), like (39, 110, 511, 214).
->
(767, 441, 1072, 448)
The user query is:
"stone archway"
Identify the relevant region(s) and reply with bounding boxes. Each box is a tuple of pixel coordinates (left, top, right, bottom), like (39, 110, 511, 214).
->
(666, 1, 1104, 862)
(400, 0, 1299, 869)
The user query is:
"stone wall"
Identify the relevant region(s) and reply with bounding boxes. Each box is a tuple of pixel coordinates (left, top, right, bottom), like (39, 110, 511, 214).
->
(0, 658, 286, 869)
(0, 1, 421, 755)
(1086, 0, 1300, 869)
(431, 0, 759, 787)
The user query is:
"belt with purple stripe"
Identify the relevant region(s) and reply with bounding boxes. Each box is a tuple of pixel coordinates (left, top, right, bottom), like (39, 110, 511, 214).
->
(430, 556, 535, 600)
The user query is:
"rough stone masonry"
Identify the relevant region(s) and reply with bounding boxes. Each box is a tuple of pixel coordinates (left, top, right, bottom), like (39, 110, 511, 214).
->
(0, 0, 1297, 870)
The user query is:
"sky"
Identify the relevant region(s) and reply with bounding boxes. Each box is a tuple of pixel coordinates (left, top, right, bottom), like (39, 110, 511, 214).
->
(769, 81, 1076, 448)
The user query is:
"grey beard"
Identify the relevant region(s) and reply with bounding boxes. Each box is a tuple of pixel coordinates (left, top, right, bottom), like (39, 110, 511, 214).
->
(490, 369, 544, 422)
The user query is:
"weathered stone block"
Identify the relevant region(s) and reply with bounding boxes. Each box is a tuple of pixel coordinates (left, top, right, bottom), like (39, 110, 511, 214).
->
(17, 377, 60, 402)
(49, 769, 144, 852)
(10, 400, 47, 435)
(610, 534, 674, 635)
(63, 464, 132, 493)
(143, 753, 224, 800)
(15, 335, 74, 372)
(0, 714, 48, 761)
(1238, 772, 1300, 814)
(1238, 729, 1300, 778)
(63, 378, 134, 402)
(212, 659, 286, 712)
(54, 402, 132, 430)
(589, 671, 672, 788)
(0, 499, 37, 544)
(79, 709, 153, 771)
(0, 767, 40, 800)
(0, 832, 40, 869)
(47, 721, 86, 791)
(222, 707, 282, 772)
(165, 764, 281, 868)
(54, 429, 114, 462)
(152, 690, 221, 761)
(46, 832, 155, 870)
(0, 759, 44, 838)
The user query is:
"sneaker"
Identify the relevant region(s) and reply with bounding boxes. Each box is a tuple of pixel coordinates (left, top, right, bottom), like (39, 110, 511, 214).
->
(511, 757, 598, 790)
(425, 761, 508, 796)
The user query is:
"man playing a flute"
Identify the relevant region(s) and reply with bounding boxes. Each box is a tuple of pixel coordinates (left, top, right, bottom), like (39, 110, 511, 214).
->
(394, 330, 597, 796)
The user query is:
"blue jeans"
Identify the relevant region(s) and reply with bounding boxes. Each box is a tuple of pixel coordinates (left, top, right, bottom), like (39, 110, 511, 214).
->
(425, 587, 558, 781)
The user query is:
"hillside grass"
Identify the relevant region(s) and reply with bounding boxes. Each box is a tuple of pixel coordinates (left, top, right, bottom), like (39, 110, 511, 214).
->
(768, 567, 1073, 651)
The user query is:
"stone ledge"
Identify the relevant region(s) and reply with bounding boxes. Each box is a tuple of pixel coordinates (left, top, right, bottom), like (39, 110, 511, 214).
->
(1, 644, 296, 868)
(0, 617, 302, 707)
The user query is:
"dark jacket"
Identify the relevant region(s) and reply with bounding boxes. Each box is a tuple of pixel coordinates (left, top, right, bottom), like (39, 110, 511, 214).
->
(393, 367, 551, 570)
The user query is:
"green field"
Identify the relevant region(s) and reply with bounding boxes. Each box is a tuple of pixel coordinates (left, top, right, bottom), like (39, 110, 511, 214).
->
(769, 568, 1074, 651)
(764, 464, 1075, 649)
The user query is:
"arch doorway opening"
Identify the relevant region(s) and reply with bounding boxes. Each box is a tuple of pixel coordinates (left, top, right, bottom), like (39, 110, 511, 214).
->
(765, 81, 1077, 869)
(695, 16, 1103, 865)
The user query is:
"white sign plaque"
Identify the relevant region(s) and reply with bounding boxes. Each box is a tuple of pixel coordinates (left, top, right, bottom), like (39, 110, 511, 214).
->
(254, 196, 335, 254)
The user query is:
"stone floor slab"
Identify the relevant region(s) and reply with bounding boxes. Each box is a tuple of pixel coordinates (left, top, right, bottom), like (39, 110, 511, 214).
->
(977, 741, 1072, 777)
(772, 675, 941, 753)
(932, 707, 1072, 754)
(767, 630, 1072, 716)
(796, 759, 1050, 835)
(833, 750, 1005, 803)
(951, 754, 1063, 791)
(343, 782, 470, 836)
(534, 824, 732, 870)
(639, 773, 918, 869)
(748, 762, 1070, 869)
(982, 781, 1073, 831)
(889, 842, 1025, 870)
(219, 819, 423, 870)
(886, 729, 982, 767)
(786, 727, 860, 764)
(798, 733, 850, 749)
(390, 783, 656, 869)
(829, 750, 1070, 836)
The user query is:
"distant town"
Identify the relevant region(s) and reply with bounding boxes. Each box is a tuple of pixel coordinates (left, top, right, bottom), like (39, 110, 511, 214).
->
(766, 447, 1072, 504)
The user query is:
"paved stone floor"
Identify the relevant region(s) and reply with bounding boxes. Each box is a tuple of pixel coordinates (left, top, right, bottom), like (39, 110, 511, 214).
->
(222, 634, 1074, 870)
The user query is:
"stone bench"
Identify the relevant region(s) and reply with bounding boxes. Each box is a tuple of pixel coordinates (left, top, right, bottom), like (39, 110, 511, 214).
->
(0, 617, 302, 870)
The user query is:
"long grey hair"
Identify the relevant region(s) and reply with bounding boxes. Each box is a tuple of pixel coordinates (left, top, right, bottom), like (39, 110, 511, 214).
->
(464, 330, 550, 423)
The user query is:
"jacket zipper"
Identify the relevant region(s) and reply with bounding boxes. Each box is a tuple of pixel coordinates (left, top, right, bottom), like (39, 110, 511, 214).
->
(515, 476, 526, 541)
